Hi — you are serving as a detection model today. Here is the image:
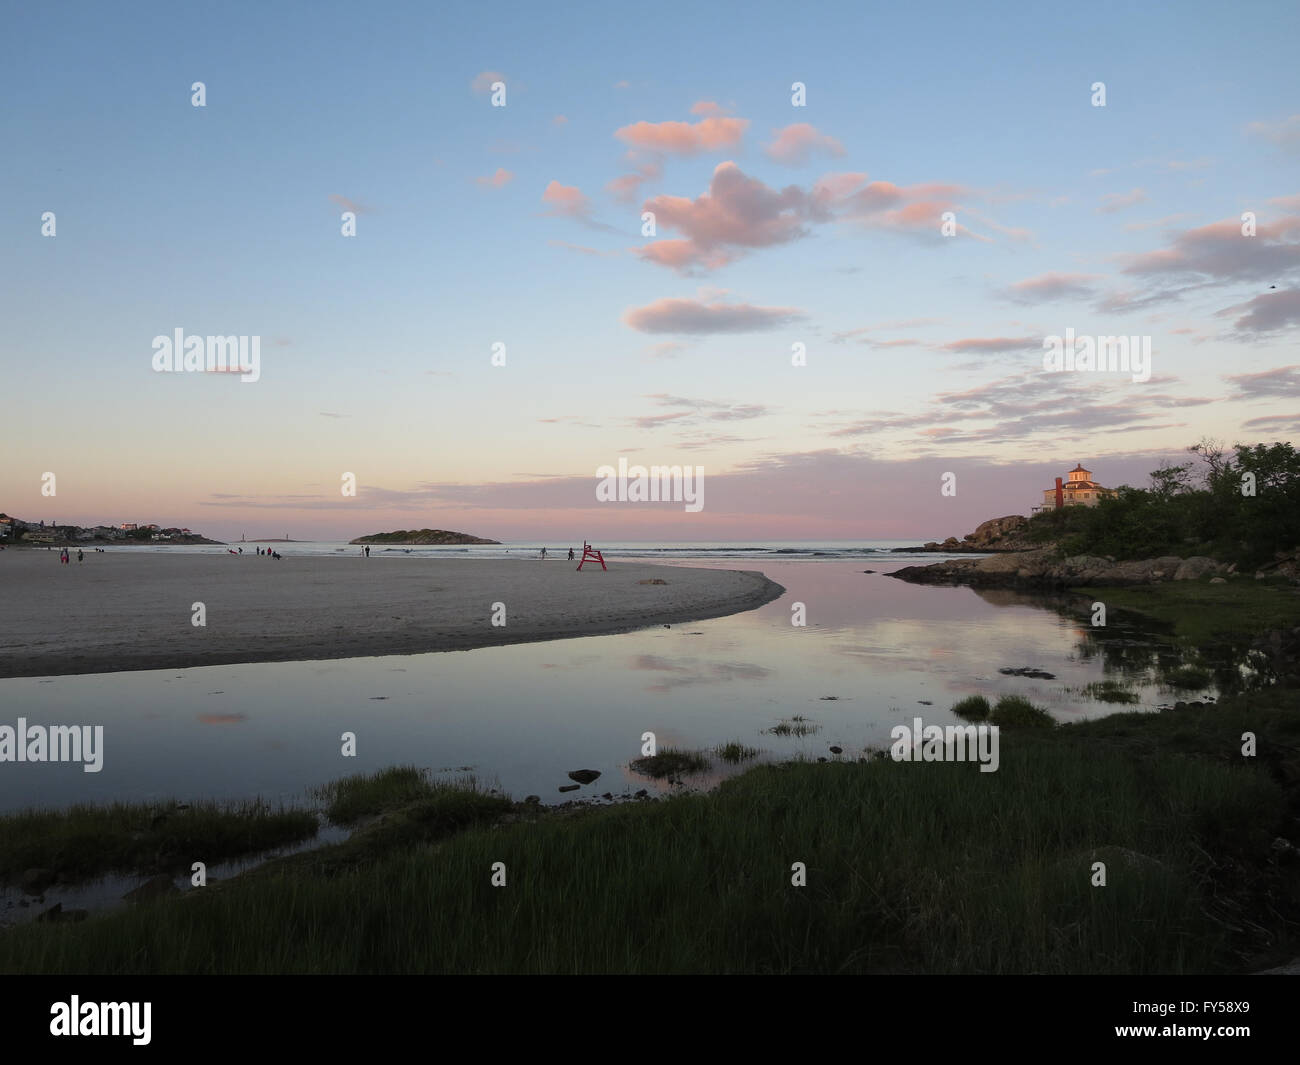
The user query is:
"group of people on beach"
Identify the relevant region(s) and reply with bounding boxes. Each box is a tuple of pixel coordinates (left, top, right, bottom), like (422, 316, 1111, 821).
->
(57, 548, 84, 564)
(255, 547, 282, 559)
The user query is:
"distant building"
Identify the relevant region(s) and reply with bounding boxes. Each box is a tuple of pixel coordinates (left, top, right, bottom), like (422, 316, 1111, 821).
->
(120, 523, 137, 531)
(1032, 464, 1116, 513)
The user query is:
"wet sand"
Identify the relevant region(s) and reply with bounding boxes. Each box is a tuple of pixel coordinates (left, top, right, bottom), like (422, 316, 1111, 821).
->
(0, 551, 785, 678)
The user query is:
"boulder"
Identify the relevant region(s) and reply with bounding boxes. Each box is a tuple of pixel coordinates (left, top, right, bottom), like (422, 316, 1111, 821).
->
(567, 769, 601, 785)
(1173, 556, 1221, 581)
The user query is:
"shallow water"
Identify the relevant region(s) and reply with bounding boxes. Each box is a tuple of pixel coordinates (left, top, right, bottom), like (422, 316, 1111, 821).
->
(0, 559, 1217, 816)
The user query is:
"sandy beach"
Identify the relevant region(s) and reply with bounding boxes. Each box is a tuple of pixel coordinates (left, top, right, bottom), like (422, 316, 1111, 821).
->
(0, 551, 784, 679)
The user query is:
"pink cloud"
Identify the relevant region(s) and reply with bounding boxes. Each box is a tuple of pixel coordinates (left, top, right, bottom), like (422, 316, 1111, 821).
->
(1097, 188, 1148, 214)
(1215, 289, 1300, 333)
(1123, 215, 1300, 282)
(615, 116, 749, 155)
(542, 180, 592, 217)
(607, 158, 663, 203)
(765, 123, 845, 165)
(690, 100, 729, 117)
(470, 70, 506, 94)
(636, 162, 808, 272)
(623, 295, 806, 334)
(552, 114, 569, 126)
(476, 168, 513, 188)
(1245, 114, 1300, 149)
(1004, 272, 1103, 303)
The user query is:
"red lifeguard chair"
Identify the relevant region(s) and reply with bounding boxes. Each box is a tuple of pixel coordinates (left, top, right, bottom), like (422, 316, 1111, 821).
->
(577, 541, 606, 571)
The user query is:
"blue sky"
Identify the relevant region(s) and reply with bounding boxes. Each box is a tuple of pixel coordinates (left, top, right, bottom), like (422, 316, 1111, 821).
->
(2, 0, 1297, 540)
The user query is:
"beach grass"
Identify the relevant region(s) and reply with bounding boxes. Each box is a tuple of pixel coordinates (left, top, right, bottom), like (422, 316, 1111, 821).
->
(0, 799, 318, 885)
(1083, 680, 1140, 704)
(1076, 579, 1300, 645)
(629, 748, 712, 778)
(1164, 665, 1214, 690)
(989, 695, 1056, 728)
(1, 687, 1291, 974)
(715, 742, 761, 764)
(950, 695, 991, 720)
(314, 765, 442, 824)
(768, 715, 820, 737)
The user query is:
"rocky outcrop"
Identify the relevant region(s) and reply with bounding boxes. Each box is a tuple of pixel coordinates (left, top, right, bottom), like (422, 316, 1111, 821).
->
(889, 550, 1235, 588)
(893, 514, 1036, 554)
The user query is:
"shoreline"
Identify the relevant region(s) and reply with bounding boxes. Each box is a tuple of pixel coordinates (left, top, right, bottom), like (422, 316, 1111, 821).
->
(0, 553, 785, 679)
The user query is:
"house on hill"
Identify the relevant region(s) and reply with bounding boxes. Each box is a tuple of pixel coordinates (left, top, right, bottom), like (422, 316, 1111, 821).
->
(1031, 464, 1116, 513)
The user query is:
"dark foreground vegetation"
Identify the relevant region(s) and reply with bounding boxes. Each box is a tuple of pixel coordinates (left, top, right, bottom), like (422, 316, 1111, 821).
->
(3, 642, 1297, 974)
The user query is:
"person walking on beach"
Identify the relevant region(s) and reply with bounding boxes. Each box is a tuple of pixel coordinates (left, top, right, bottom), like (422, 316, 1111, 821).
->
(77, 548, 83, 563)
(365, 546, 370, 558)
(568, 547, 575, 561)
(540, 547, 547, 560)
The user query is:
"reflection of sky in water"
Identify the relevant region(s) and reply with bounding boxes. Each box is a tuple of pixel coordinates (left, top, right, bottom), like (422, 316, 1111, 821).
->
(0, 561, 1208, 814)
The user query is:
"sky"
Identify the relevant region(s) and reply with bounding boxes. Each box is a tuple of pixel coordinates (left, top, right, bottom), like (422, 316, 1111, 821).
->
(2, 0, 1297, 542)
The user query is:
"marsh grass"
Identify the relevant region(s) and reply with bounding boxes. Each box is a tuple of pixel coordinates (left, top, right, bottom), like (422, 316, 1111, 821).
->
(768, 715, 820, 737)
(1165, 665, 1213, 690)
(0, 799, 318, 884)
(715, 742, 761, 764)
(314, 766, 441, 824)
(989, 695, 1056, 728)
(950, 695, 991, 721)
(629, 748, 712, 778)
(1084, 680, 1140, 704)
(3, 693, 1290, 975)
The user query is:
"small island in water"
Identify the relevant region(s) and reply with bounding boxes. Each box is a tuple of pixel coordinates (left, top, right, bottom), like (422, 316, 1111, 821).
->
(349, 529, 501, 546)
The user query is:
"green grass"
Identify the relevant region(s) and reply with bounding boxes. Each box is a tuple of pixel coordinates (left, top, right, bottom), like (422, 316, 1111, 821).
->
(1077, 580, 1300, 645)
(989, 695, 1056, 729)
(629, 748, 712, 778)
(1084, 680, 1140, 704)
(313, 766, 443, 824)
(950, 695, 991, 721)
(768, 715, 820, 737)
(0, 714, 1285, 974)
(1165, 665, 1213, 691)
(715, 742, 761, 764)
(0, 799, 318, 885)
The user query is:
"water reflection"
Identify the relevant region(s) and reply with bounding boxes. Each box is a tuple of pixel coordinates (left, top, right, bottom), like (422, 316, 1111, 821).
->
(0, 561, 1266, 815)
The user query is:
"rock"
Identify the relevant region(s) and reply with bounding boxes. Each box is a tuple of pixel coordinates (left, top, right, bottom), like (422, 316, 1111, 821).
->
(816, 756, 827, 762)
(1000, 667, 1057, 680)
(829, 746, 843, 754)
(1209, 577, 1227, 584)
(602, 792, 613, 800)
(567, 769, 601, 785)
(862, 569, 876, 574)
(1173, 556, 1221, 581)
(558, 784, 580, 793)
(634, 789, 648, 798)
(123, 874, 178, 904)
(19, 868, 55, 895)
(523, 795, 540, 804)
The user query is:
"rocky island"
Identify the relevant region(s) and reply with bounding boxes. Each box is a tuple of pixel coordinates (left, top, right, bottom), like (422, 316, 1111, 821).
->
(349, 529, 501, 546)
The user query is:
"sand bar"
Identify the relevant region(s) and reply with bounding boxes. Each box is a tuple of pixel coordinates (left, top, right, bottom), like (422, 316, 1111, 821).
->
(0, 551, 785, 679)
